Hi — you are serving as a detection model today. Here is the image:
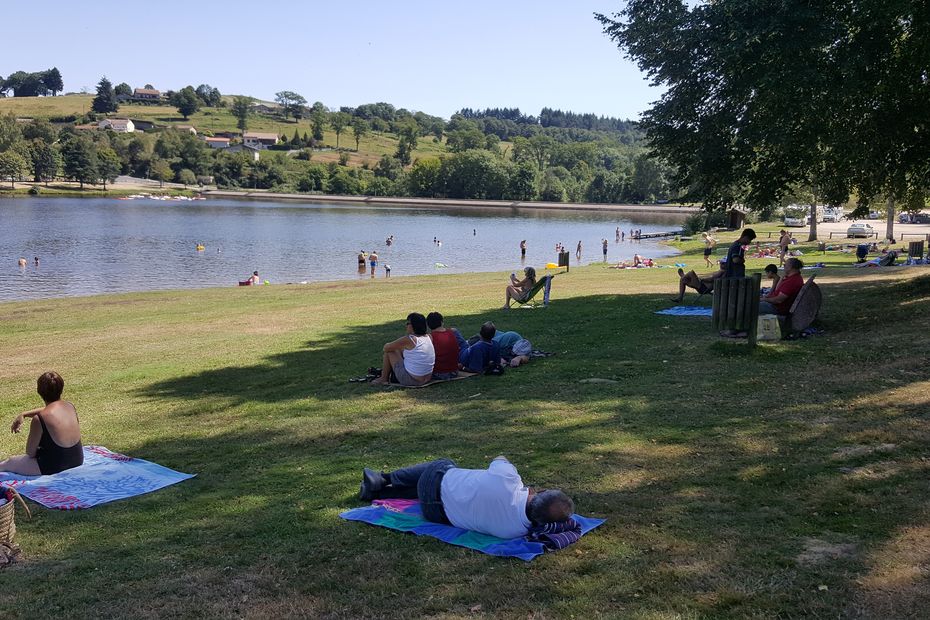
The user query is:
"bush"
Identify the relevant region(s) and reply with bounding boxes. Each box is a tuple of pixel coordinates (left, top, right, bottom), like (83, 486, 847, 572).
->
(28, 186, 40, 195)
(682, 210, 729, 235)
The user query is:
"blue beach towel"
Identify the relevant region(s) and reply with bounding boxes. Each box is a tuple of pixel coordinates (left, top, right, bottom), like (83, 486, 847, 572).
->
(655, 306, 713, 317)
(340, 499, 605, 561)
(0, 446, 195, 509)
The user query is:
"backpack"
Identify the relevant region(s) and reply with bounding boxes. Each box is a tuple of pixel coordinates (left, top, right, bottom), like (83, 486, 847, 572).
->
(484, 362, 506, 376)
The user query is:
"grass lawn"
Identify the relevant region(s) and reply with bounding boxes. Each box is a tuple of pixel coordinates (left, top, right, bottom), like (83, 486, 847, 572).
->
(0, 95, 449, 167)
(1, 231, 928, 618)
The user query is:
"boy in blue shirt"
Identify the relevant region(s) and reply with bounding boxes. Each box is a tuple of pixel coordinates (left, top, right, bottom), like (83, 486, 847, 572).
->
(459, 322, 501, 373)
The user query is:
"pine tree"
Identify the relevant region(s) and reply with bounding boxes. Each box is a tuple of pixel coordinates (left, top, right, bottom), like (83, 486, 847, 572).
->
(91, 76, 118, 114)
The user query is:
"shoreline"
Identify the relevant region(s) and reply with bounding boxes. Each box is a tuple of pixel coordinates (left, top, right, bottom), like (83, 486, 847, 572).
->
(202, 189, 701, 215)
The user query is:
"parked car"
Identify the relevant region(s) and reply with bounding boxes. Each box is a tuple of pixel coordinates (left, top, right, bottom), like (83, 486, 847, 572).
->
(913, 213, 930, 224)
(868, 211, 881, 219)
(823, 210, 843, 222)
(784, 215, 808, 227)
(847, 223, 875, 238)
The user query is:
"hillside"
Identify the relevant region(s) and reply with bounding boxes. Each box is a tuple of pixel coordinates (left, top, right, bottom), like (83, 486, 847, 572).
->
(0, 94, 449, 167)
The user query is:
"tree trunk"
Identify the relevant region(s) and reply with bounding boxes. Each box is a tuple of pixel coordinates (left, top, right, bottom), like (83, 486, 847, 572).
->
(807, 202, 818, 241)
(885, 196, 895, 241)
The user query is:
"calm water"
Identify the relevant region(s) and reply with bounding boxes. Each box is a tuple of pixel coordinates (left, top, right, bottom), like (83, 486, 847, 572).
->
(1, 197, 685, 302)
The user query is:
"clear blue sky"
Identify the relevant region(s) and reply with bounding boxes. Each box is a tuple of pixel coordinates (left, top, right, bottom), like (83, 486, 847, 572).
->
(4, 0, 659, 120)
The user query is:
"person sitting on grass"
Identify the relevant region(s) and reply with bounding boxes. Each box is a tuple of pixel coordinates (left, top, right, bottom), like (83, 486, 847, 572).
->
(0, 371, 83, 475)
(762, 263, 781, 295)
(427, 311, 467, 380)
(358, 455, 575, 539)
(503, 266, 537, 308)
(371, 313, 436, 387)
(759, 258, 805, 316)
(459, 321, 501, 373)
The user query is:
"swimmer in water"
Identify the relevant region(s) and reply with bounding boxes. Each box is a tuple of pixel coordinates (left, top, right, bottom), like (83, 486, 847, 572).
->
(18, 258, 27, 268)
(34, 256, 40, 266)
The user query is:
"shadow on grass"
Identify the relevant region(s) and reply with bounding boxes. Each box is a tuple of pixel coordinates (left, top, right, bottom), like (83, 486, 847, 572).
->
(8, 275, 930, 617)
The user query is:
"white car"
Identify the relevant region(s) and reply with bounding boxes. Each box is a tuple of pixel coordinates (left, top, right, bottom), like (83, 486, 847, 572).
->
(847, 223, 874, 238)
(784, 215, 808, 227)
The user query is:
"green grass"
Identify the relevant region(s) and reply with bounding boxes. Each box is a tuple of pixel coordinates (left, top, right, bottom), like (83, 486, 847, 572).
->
(0, 95, 449, 167)
(1, 231, 928, 618)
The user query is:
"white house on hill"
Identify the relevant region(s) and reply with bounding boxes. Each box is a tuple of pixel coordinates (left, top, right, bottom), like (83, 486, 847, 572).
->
(242, 132, 278, 149)
(98, 118, 135, 133)
(204, 137, 231, 149)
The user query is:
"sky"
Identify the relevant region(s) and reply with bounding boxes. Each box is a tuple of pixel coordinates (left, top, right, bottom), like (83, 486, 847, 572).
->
(3, 0, 661, 121)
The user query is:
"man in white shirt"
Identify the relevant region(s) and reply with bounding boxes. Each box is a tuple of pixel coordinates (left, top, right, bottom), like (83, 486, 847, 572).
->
(358, 457, 574, 538)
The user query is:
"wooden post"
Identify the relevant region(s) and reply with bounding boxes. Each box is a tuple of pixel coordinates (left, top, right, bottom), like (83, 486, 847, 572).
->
(748, 273, 762, 348)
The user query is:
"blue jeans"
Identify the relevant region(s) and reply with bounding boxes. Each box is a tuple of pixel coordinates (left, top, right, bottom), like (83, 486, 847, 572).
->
(758, 300, 780, 315)
(385, 459, 455, 524)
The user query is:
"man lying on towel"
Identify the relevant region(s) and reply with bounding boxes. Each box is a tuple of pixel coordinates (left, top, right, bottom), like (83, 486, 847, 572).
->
(359, 456, 574, 539)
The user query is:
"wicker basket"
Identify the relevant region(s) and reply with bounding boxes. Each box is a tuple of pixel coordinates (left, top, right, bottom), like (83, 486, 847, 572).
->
(0, 488, 31, 545)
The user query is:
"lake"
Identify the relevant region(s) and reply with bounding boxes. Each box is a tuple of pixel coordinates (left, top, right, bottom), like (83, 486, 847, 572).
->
(1, 197, 686, 302)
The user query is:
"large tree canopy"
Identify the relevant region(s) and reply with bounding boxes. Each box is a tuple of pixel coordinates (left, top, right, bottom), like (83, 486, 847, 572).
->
(597, 0, 929, 233)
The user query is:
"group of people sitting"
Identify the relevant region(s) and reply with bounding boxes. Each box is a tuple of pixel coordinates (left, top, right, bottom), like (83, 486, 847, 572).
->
(609, 254, 655, 269)
(671, 228, 806, 317)
(370, 313, 533, 387)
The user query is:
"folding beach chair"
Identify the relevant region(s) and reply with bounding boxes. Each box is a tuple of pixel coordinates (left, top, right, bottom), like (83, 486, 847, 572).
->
(510, 274, 555, 308)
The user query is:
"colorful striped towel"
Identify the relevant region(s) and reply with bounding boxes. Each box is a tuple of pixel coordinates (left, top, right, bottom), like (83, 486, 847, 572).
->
(0, 446, 194, 510)
(340, 498, 605, 561)
(655, 306, 713, 317)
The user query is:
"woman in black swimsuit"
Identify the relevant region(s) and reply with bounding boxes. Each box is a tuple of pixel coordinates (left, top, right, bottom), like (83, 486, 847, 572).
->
(0, 371, 83, 475)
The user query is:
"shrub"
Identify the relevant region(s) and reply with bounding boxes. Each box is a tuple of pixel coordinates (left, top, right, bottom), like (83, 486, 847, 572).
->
(28, 186, 40, 195)
(682, 210, 729, 235)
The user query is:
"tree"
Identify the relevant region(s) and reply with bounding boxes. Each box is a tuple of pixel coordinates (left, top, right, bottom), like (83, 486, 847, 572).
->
(195, 84, 222, 107)
(178, 168, 197, 187)
(0, 151, 29, 188)
(96, 147, 122, 190)
(0, 112, 23, 151)
(171, 86, 201, 119)
(310, 102, 327, 140)
(230, 96, 252, 131)
(61, 137, 98, 188)
(274, 91, 307, 120)
(394, 121, 419, 166)
(28, 139, 61, 185)
(151, 159, 174, 188)
(330, 112, 351, 148)
(351, 118, 370, 151)
(41, 68, 64, 96)
(597, 0, 929, 241)
(91, 76, 118, 114)
(114, 82, 132, 98)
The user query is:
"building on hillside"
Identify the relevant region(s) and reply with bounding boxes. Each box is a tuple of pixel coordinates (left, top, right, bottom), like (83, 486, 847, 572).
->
(132, 88, 162, 102)
(129, 119, 156, 131)
(213, 131, 240, 139)
(242, 131, 278, 149)
(98, 118, 135, 133)
(204, 136, 231, 149)
(250, 102, 282, 115)
(174, 125, 197, 135)
(227, 144, 261, 161)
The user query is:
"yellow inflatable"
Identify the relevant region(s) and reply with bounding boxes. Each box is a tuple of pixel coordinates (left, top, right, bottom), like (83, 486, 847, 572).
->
(196, 244, 205, 251)
(546, 262, 559, 269)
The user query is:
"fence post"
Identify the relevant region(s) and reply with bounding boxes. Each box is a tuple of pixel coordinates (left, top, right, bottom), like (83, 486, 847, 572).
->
(748, 273, 762, 348)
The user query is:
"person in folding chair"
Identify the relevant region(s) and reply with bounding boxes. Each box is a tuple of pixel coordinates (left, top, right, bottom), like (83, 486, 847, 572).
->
(503, 266, 537, 309)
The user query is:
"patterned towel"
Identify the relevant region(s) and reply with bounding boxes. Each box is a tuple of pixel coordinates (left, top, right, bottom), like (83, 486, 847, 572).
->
(0, 446, 194, 510)
(655, 306, 713, 317)
(340, 499, 605, 561)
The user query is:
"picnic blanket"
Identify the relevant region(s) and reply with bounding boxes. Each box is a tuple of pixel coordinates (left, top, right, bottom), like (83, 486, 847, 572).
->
(340, 498, 605, 561)
(655, 306, 713, 317)
(0, 446, 195, 510)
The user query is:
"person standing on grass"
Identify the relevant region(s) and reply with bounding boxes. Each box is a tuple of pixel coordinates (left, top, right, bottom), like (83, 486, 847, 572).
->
(358, 456, 575, 539)
(702, 232, 717, 267)
(0, 371, 83, 475)
(778, 230, 791, 265)
(724, 228, 757, 278)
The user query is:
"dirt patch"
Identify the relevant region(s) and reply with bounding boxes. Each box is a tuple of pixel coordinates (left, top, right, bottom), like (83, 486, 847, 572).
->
(796, 537, 858, 566)
(838, 460, 902, 480)
(831, 443, 897, 460)
(849, 523, 930, 618)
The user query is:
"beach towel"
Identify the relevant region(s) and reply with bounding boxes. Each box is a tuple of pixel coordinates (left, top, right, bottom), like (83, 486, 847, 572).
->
(655, 306, 713, 317)
(340, 498, 605, 561)
(0, 446, 195, 510)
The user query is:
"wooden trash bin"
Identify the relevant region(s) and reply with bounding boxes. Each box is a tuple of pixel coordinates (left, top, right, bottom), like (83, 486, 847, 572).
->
(712, 274, 762, 346)
(908, 241, 924, 261)
(558, 251, 570, 271)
